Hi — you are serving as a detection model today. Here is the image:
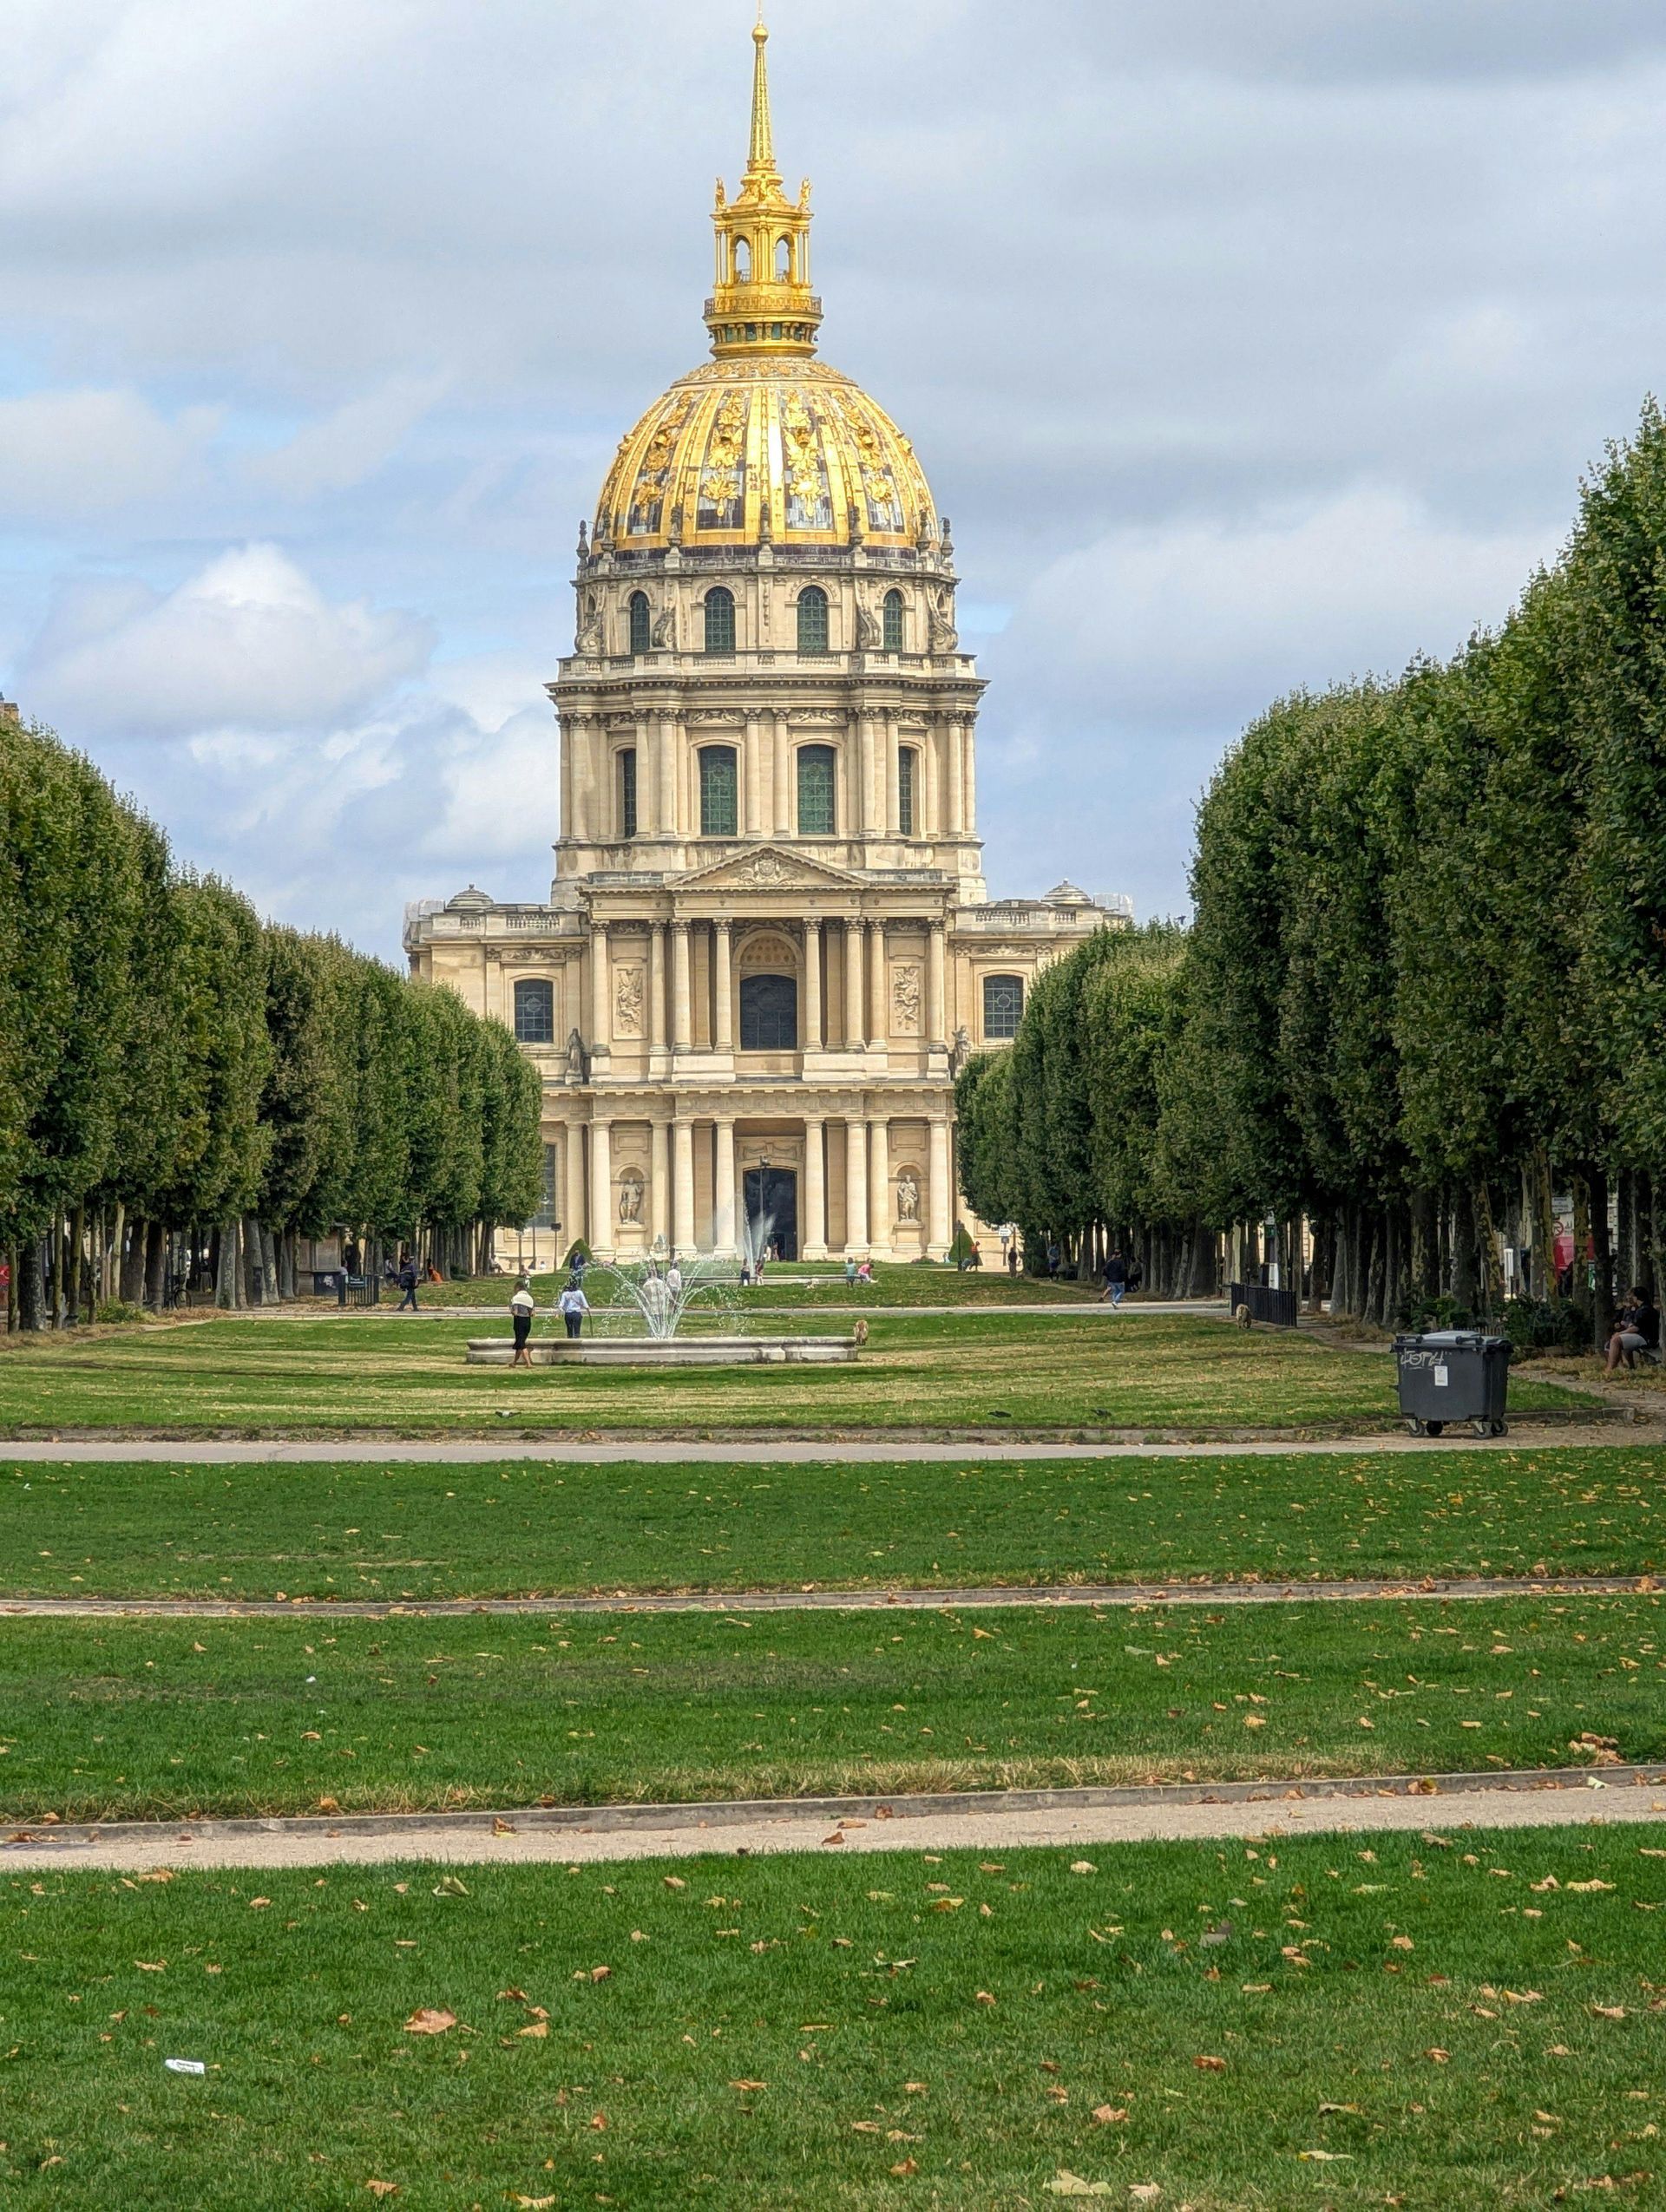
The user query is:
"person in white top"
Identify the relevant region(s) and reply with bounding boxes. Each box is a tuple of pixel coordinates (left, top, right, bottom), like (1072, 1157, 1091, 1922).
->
(508, 1276, 536, 1367)
(558, 1280, 590, 1340)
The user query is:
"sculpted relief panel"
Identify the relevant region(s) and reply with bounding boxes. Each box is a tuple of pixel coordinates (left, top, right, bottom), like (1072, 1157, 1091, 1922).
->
(614, 963, 646, 1038)
(891, 961, 922, 1037)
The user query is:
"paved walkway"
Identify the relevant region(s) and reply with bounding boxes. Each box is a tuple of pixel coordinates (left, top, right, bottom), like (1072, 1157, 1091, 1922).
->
(1, 1572, 1653, 1621)
(5, 1766, 1662, 1873)
(0, 1419, 1643, 1463)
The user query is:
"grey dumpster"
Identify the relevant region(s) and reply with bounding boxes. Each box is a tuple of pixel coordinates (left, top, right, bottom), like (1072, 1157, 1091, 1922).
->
(1394, 1330, 1511, 1438)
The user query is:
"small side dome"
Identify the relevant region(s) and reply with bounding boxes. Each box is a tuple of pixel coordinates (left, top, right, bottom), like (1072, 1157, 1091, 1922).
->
(445, 885, 495, 912)
(1046, 880, 1092, 907)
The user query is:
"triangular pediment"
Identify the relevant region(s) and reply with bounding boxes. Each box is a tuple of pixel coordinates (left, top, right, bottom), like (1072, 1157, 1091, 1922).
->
(677, 845, 863, 893)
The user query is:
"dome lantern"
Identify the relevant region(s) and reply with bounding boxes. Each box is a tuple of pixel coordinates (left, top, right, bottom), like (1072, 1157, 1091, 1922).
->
(705, 14, 821, 360)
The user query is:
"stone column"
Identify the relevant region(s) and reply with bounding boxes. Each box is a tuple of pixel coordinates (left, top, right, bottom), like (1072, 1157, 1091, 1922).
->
(857, 717, 876, 835)
(843, 918, 864, 1048)
(658, 714, 677, 840)
(671, 922, 692, 1049)
(803, 920, 822, 1050)
(560, 728, 574, 844)
(928, 1117, 952, 1255)
(803, 1115, 828, 1259)
(884, 718, 901, 837)
(924, 728, 941, 838)
(649, 924, 667, 1050)
(947, 716, 965, 834)
(773, 712, 791, 835)
(589, 1116, 613, 1260)
(868, 1117, 891, 1251)
(866, 919, 887, 1049)
(714, 1118, 738, 1255)
(672, 1117, 696, 1256)
(587, 921, 608, 1045)
(744, 715, 764, 836)
(927, 919, 947, 1047)
(963, 723, 977, 835)
(844, 1117, 869, 1255)
(563, 1127, 586, 1253)
(651, 1120, 671, 1249)
(713, 922, 734, 1051)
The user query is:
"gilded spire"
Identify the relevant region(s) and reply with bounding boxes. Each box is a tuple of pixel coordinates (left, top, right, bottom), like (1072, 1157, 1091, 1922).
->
(706, 11, 821, 358)
(748, 12, 776, 180)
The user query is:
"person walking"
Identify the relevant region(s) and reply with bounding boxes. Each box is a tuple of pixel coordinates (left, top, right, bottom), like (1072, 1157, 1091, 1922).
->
(1102, 1247, 1128, 1308)
(509, 1275, 536, 1367)
(666, 1259, 684, 1300)
(559, 1278, 590, 1340)
(396, 1254, 419, 1312)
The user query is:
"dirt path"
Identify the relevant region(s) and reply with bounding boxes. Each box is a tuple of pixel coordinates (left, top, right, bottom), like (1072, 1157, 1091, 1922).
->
(5, 1766, 1662, 1874)
(1, 1573, 1656, 1621)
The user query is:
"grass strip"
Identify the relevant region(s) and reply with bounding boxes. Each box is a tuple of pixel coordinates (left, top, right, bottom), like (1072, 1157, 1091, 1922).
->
(3, 1445, 1662, 1603)
(3, 1829, 1664, 2208)
(0, 1312, 1582, 1435)
(0, 1594, 1659, 1822)
(409, 1260, 1101, 1309)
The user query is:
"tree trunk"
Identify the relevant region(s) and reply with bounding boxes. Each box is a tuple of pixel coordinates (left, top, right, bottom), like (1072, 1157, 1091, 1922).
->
(121, 1217, 147, 1304)
(1586, 1165, 1615, 1353)
(1572, 1177, 1592, 1318)
(1532, 1146, 1557, 1304)
(18, 1238, 45, 1331)
(142, 1221, 167, 1309)
(215, 1221, 240, 1310)
(1472, 1182, 1505, 1315)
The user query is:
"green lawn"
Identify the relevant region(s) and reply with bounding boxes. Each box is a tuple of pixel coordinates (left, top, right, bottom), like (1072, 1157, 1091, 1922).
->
(3, 1445, 1659, 1604)
(0, 1594, 1657, 1822)
(3, 1829, 1663, 2208)
(0, 1312, 1583, 1436)
(404, 1260, 1100, 1310)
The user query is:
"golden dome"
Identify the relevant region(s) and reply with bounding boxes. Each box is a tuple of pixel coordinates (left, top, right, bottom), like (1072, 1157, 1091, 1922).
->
(591, 19, 940, 556)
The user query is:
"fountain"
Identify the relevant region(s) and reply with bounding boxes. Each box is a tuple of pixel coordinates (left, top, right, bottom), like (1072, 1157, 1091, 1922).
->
(464, 1235, 858, 1367)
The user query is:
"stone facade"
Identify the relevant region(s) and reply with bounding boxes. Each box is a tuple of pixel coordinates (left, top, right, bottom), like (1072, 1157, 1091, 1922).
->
(403, 21, 1128, 1262)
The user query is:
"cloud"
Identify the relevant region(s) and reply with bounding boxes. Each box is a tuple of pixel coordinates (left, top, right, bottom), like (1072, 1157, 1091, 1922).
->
(23, 543, 432, 739)
(248, 373, 449, 500)
(0, 387, 218, 515)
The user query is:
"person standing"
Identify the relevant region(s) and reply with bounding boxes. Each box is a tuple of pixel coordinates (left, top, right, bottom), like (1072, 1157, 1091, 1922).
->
(559, 1278, 590, 1340)
(396, 1254, 419, 1312)
(509, 1275, 536, 1366)
(666, 1259, 684, 1300)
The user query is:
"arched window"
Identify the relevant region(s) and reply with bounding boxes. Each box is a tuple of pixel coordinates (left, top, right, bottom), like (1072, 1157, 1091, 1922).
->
(699, 745, 738, 838)
(515, 978, 555, 1045)
(733, 239, 751, 282)
(740, 972, 798, 1050)
(797, 743, 836, 835)
(704, 586, 736, 654)
(882, 588, 906, 651)
(776, 236, 793, 280)
(617, 748, 638, 840)
(897, 746, 918, 839)
(982, 974, 1024, 1042)
(797, 585, 829, 653)
(627, 591, 651, 655)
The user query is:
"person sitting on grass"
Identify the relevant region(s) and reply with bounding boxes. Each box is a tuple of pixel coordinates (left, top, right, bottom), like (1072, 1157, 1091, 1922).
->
(508, 1275, 536, 1367)
(558, 1277, 590, 1340)
(856, 1257, 875, 1286)
(1606, 1285, 1660, 1372)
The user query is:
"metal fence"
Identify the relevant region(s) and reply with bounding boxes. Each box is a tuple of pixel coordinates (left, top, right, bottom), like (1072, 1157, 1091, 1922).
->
(1228, 1280, 1300, 1328)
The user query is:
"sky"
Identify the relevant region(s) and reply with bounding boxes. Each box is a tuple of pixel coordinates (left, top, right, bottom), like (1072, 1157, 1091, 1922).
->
(4, 0, 1666, 956)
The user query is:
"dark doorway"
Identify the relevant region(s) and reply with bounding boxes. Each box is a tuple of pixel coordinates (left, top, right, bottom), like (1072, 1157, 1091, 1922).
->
(744, 1167, 798, 1262)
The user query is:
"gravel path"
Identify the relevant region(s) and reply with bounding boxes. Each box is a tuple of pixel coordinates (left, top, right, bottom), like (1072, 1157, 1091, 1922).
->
(0, 1419, 1642, 1463)
(5, 1766, 1662, 1873)
(0, 1573, 1655, 1621)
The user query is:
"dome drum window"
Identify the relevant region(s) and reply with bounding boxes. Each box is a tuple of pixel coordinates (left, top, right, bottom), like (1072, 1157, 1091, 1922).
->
(797, 585, 830, 654)
(704, 586, 737, 654)
(983, 975, 1025, 1042)
(628, 591, 651, 655)
(882, 589, 906, 651)
(515, 978, 555, 1045)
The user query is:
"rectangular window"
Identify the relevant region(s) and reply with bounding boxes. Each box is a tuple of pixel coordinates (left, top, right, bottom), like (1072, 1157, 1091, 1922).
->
(898, 747, 917, 838)
(619, 748, 638, 839)
(515, 978, 555, 1044)
(699, 746, 738, 837)
(982, 973, 1024, 1041)
(797, 744, 836, 835)
(533, 1142, 559, 1227)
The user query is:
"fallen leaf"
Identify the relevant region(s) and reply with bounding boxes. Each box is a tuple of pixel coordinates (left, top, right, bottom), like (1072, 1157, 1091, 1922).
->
(852, 2121, 882, 2135)
(403, 2009, 456, 2037)
(1092, 2104, 1130, 2124)
(1243, 1713, 1267, 1730)
(1390, 1936, 1414, 1952)
(431, 1875, 469, 1899)
(1425, 2049, 1450, 2064)
(1318, 2103, 1361, 2115)
(1299, 2150, 1351, 2162)
(1193, 2055, 1227, 2072)
(517, 2021, 548, 2039)
(975, 1991, 996, 2006)
(1591, 2006, 1628, 2020)
(1070, 1862, 1098, 1875)
(134, 1962, 167, 1974)
(365, 2187, 399, 2201)
(509, 2198, 558, 2209)
(1046, 2176, 1116, 2200)
(1568, 1881, 1616, 1895)
(730, 2079, 769, 2092)
(247, 1898, 272, 1911)
(890, 2159, 919, 2175)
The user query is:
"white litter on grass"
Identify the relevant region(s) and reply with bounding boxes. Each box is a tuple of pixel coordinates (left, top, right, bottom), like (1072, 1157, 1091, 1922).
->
(164, 2058, 206, 2076)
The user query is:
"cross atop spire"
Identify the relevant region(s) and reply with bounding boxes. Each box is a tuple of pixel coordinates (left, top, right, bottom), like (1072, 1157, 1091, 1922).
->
(747, 12, 777, 180)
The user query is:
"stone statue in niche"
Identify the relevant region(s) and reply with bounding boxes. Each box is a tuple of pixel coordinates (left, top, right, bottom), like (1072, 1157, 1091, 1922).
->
(619, 1169, 646, 1225)
(896, 1168, 922, 1224)
(949, 1024, 971, 1077)
(650, 601, 678, 649)
(565, 1029, 590, 1083)
(614, 964, 645, 1038)
(892, 962, 922, 1035)
(574, 590, 604, 655)
(928, 586, 958, 654)
(856, 600, 880, 650)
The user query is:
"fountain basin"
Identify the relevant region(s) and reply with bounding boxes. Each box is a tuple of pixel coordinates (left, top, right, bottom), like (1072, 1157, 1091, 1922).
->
(465, 1335, 858, 1367)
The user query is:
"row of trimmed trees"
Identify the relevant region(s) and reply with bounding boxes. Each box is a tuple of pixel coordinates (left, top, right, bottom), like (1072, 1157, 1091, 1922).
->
(2, 719, 544, 1328)
(958, 400, 1666, 1348)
